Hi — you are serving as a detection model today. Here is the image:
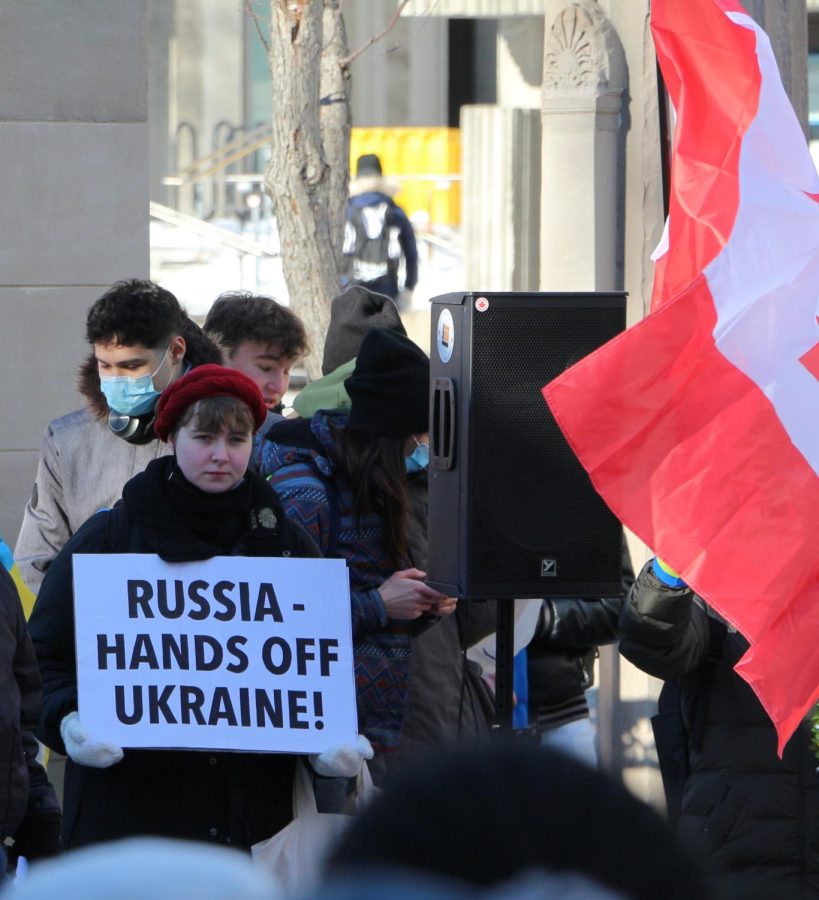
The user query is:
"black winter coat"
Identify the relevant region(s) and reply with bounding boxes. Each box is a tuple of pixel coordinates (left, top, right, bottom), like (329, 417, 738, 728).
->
(395, 472, 496, 767)
(0, 566, 60, 844)
(526, 542, 633, 716)
(28, 457, 320, 851)
(619, 562, 819, 900)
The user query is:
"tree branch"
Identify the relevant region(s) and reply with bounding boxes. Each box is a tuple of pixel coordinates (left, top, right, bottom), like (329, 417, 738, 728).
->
(243, 0, 270, 54)
(340, 0, 411, 68)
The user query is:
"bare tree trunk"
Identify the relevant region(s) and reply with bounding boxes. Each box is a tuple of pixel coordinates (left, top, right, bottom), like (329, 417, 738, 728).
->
(265, 0, 350, 379)
(321, 3, 351, 273)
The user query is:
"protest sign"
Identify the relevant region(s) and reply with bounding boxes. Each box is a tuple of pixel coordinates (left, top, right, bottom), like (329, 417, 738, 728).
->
(72, 554, 356, 753)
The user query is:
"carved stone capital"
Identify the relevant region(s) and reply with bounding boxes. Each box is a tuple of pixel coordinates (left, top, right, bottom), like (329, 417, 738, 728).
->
(542, 0, 627, 100)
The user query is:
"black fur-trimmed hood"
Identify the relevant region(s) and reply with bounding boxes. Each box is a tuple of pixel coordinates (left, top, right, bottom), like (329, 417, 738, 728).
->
(77, 316, 222, 421)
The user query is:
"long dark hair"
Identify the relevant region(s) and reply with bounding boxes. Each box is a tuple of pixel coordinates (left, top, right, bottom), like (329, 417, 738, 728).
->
(332, 423, 409, 567)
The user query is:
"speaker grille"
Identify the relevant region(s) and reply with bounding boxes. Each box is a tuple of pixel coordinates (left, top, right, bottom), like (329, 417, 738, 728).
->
(467, 301, 623, 592)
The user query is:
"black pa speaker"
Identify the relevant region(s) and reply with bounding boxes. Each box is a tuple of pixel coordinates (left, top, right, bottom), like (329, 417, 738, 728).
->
(426, 291, 626, 599)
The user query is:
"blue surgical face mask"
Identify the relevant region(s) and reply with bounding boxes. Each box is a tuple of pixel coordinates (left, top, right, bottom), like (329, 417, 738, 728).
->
(405, 441, 429, 474)
(99, 345, 170, 416)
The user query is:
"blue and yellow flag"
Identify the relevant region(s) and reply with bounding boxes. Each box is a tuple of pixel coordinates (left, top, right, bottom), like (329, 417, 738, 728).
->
(0, 535, 36, 618)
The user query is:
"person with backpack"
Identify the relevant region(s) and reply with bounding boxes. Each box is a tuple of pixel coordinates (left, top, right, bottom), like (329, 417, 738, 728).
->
(27, 365, 369, 850)
(343, 154, 418, 306)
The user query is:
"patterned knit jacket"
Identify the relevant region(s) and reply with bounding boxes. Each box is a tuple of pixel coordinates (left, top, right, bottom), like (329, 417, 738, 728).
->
(259, 411, 413, 753)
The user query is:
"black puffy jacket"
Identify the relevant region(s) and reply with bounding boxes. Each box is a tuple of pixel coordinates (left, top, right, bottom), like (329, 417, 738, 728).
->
(527, 543, 633, 718)
(620, 562, 819, 900)
(29, 457, 320, 851)
(0, 565, 61, 848)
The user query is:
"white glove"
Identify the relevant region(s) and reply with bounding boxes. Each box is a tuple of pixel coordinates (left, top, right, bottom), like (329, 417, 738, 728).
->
(60, 711, 124, 768)
(308, 735, 373, 777)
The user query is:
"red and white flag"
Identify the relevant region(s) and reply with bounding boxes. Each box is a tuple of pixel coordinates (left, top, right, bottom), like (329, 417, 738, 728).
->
(543, 0, 819, 753)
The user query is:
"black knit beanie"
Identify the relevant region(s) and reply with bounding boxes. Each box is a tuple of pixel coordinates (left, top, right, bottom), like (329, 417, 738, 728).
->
(321, 285, 406, 376)
(355, 153, 383, 177)
(345, 329, 430, 438)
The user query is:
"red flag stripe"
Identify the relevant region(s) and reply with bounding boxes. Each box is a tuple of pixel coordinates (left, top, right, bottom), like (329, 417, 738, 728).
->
(544, 276, 819, 752)
(650, 0, 760, 308)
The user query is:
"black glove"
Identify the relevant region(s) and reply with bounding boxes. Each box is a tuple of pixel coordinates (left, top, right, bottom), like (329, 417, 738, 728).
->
(10, 812, 63, 862)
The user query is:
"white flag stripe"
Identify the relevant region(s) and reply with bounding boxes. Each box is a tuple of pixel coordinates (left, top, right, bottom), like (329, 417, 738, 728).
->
(704, 12, 819, 476)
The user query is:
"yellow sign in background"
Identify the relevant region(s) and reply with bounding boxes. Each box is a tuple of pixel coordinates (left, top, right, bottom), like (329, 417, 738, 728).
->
(350, 127, 461, 226)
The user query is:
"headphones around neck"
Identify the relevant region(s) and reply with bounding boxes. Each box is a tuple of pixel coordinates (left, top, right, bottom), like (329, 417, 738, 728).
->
(107, 410, 157, 445)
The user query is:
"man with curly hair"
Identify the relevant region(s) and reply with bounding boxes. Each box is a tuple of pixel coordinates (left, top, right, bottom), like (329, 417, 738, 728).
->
(15, 280, 221, 593)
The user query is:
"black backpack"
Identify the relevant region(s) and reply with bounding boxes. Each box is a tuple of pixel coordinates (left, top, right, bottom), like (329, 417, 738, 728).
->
(344, 201, 399, 284)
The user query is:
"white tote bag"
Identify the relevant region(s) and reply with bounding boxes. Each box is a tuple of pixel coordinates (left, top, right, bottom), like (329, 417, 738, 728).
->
(251, 758, 374, 896)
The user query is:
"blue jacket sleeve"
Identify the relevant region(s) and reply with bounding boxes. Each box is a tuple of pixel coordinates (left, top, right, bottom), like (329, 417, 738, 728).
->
(394, 205, 419, 290)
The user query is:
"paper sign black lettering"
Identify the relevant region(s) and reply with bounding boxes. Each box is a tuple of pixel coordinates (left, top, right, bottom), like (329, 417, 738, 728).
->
(127, 580, 154, 618)
(97, 633, 126, 670)
(295, 637, 315, 675)
(194, 634, 223, 671)
(187, 580, 209, 620)
(313, 691, 324, 729)
(149, 684, 178, 724)
(256, 689, 284, 727)
(288, 690, 309, 729)
(208, 687, 238, 726)
(115, 685, 143, 724)
(157, 580, 185, 619)
(225, 635, 249, 673)
(262, 636, 291, 674)
(319, 639, 339, 676)
(179, 686, 207, 724)
(255, 583, 283, 622)
(162, 633, 189, 669)
(213, 581, 236, 622)
(129, 633, 159, 670)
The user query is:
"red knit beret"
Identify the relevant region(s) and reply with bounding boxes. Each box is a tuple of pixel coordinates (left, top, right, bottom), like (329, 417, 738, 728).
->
(153, 364, 267, 441)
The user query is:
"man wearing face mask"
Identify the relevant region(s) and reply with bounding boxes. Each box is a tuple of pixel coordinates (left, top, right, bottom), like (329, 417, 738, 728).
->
(15, 279, 221, 593)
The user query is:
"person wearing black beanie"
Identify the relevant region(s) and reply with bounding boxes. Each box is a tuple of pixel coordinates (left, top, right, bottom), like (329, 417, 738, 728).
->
(344, 329, 430, 437)
(259, 328, 455, 783)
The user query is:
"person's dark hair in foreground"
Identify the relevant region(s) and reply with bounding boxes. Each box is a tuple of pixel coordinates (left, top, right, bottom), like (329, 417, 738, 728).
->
(326, 740, 716, 900)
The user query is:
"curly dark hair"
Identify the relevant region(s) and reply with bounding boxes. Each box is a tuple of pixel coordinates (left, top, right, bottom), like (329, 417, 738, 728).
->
(203, 291, 308, 361)
(85, 279, 186, 348)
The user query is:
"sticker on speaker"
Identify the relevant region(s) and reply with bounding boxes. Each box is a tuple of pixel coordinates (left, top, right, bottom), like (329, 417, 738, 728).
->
(540, 558, 558, 577)
(475, 297, 489, 312)
(437, 309, 455, 363)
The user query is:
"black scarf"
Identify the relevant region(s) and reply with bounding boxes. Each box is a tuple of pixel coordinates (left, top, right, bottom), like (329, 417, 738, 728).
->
(121, 456, 285, 562)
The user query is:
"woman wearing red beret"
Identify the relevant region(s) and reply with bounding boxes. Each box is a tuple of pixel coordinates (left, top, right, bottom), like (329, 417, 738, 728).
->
(28, 365, 323, 851)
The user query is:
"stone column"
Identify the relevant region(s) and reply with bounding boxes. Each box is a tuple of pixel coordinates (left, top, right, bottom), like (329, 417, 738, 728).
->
(0, 0, 149, 546)
(462, 106, 541, 291)
(539, 1, 627, 292)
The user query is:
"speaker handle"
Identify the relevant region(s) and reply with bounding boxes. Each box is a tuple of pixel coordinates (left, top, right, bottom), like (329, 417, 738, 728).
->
(431, 377, 456, 471)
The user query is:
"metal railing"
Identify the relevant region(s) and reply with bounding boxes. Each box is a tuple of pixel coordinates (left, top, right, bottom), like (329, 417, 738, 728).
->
(149, 202, 278, 258)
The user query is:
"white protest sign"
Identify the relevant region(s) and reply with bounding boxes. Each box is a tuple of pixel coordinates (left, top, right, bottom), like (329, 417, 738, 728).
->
(72, 554, 356, 753)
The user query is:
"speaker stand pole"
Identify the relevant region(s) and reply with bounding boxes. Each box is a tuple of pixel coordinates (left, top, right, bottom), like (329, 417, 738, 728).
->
(492, 599, 515, 731)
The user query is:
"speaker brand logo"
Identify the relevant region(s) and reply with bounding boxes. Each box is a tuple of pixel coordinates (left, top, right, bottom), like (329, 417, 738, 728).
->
(540, 558, 558, 577)
(436, 309, 455, 364)
(475, 297, 489, 312)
